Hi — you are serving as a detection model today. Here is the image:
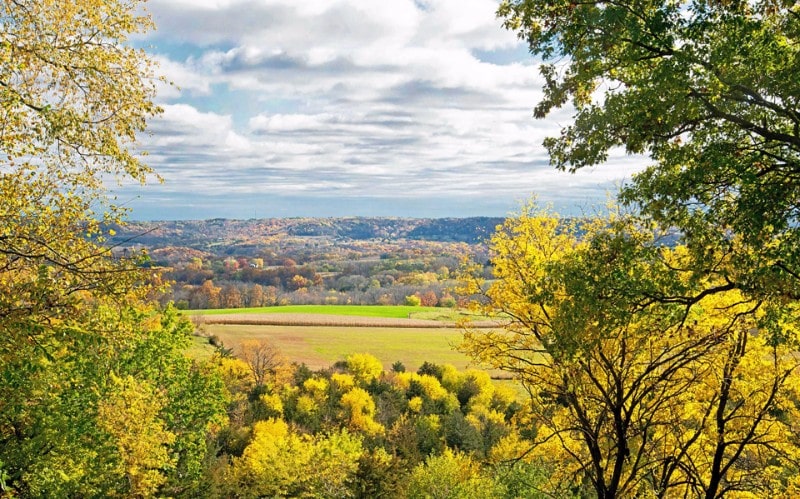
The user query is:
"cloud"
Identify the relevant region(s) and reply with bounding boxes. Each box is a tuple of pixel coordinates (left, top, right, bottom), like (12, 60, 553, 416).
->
(126, 0, 646, 219)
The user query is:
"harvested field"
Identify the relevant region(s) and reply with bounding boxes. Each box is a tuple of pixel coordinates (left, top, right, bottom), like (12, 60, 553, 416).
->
(197, 312, 499, 328)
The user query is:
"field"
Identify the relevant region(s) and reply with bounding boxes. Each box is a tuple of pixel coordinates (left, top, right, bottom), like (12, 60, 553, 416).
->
(187, 305, 506, 375)
(194, 324, 484, 373)
(187, 304, 513, 387)
(192, 304, 453, 319)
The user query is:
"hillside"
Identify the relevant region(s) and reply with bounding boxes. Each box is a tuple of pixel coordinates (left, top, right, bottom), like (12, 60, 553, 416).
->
(107, 216, 505, 256)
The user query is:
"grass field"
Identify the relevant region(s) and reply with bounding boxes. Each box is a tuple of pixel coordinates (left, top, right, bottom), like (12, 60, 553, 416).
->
(191, 305, 456, 320)
(192, 323, 498, 374)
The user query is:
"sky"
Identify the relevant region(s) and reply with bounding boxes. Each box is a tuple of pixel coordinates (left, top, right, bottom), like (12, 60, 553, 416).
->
(121, 0, 646, 220)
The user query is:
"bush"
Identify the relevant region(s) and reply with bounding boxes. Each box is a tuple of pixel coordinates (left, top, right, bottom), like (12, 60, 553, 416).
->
(404, 295, 422, 307)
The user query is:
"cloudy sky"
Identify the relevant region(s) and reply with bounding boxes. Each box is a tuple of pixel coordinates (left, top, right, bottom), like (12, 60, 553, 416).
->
(123, 0, 645, 220)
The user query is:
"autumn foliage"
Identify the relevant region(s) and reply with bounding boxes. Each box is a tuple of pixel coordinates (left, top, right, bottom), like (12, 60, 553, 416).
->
(460, 206, 800, 497)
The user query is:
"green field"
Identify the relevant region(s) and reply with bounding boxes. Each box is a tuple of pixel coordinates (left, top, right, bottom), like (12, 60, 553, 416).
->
(191, 304, 443, 319)
(192, 323, 500, 374)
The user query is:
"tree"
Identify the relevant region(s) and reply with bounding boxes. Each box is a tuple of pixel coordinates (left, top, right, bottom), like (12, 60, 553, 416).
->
(340, 387, 385, 436)
(406, 449, 502, 499)
(238, 339, 287, 389)
(0, 1, 227, 496)
(0, 0, 160, 334)
(223, 419, 363, 498)
(461, 207, 800, 497)
(404, 294, 422, 307)
(346, 353, 384, 385)
(97, 375, 176, 497)
(499, 1, 800, 300)
(220, 284, 243, 308)
(249, 283, 265, 307)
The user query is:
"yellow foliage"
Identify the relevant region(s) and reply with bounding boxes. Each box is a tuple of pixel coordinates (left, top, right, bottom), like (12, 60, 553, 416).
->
(295, 394, 318, 417)
(340, 387, 384, 436)
(225, 419, 363, 497)
(225, 419, 311, 497)
(214, 356, 253, 396)
(260, 393, 283, 417)
(346, 353, 383, 384)
(439, 364, 462, 390)
(488, 431, 534, 464)
(303, 376, 329, 402)
(331, 372, 355, 391)
(461, 205, 800, 497)
(97, 375, 176, 498)
(407, 448, 499, 498)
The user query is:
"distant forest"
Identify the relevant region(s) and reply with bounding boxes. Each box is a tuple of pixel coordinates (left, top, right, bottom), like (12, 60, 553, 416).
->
(107, 217, 505, 309)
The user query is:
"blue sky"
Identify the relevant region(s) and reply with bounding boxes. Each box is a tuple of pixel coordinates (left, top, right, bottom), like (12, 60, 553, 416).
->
(122, 0, 644, 220)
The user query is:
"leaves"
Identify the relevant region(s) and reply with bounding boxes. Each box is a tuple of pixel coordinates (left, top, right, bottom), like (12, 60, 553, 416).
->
(462, 205, 800, 497)
(501, 0, 800, 299)
(0, 2, 228, 496)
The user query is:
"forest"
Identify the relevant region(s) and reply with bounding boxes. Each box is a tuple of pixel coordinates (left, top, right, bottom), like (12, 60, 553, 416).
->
(107, 217, 499, 310)
(3, 1, 800, 498)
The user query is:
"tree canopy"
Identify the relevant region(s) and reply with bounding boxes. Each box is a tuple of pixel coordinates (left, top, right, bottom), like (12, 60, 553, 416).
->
(0, 2, 227, 496)
(461, 207, 800, 497)
(499, 0, 800, 299)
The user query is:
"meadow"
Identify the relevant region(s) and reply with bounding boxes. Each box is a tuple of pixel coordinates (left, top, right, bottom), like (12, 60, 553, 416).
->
(196, 324, 479, 371)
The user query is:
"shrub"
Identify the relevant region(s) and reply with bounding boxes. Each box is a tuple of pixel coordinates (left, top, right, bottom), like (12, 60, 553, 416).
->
(404, 295, 421, 307)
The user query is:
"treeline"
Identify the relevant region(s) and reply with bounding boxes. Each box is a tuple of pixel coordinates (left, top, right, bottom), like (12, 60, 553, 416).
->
(109, 217, 506, 251)
(159, 253, 470, 310)
(173, 280, 456, 310)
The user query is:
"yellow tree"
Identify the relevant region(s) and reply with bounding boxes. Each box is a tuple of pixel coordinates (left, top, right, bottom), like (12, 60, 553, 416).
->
(238, 339, 288, 389)
(224, 418, 363, 498)
(461, 206, 800, 498)
(0, 0, 160, 333)
(97, 375, 176, 498)
(0, 1, 226, 496)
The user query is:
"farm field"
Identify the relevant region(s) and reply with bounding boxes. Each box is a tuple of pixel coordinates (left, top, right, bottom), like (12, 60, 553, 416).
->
(195, 324, 483, 373)
(192, 304, 447, 319)
(188, 305, 499, 328)
(187, 305, 511, 383)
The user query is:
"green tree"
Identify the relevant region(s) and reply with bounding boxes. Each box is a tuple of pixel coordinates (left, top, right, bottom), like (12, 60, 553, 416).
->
(0, 1, 227, 496)
(499, 0, 800, 300)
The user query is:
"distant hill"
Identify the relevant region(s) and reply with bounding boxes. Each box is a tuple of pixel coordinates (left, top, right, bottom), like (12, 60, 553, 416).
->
(107, 217, 505, 255)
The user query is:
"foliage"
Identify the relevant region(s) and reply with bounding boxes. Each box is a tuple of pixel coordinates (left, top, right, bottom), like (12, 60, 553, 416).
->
(346, 353, 384, 384)
(404, 295, 423, 307)
(202, 331, 541, 498)
(0, 0, 160, 348)
(0, 1, 231, 496)
(461, 206, 800, 497)
(497, 3, 800, 492)
(237, 338, 288, 388)
(340, 387, 385, 436)
(406, 449, 503, 499)
(223, 419, 363, 498)
(498, 0, 800, 300)
(97, 375, 176, 497)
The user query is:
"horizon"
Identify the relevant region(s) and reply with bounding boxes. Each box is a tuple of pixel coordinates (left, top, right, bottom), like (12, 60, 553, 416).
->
(121, 194, 612, 221)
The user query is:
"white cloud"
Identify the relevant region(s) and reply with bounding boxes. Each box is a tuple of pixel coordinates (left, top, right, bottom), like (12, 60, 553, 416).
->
(127, 0, 646, 218)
